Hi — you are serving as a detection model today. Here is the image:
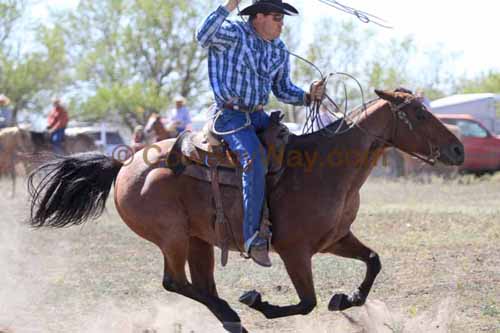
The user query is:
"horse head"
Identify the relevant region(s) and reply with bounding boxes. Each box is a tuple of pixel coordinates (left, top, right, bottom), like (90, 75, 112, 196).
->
(144, 112, 173, 141)
(375, 88, 464, 166)
(144, 112, 162, 135)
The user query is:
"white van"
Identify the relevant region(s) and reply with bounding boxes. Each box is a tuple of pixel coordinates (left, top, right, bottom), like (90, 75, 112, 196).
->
(431, 93, 500, 134)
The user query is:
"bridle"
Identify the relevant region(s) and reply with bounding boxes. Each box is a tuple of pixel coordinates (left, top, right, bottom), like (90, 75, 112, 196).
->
(386, 97, 441, 166)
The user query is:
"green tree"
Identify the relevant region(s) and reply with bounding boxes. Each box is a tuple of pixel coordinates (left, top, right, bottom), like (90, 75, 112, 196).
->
(59, 0, 214, 128)
(0, 1, 67, 123)
(0, 0, 26, 48)
(459, 71, 500, 94)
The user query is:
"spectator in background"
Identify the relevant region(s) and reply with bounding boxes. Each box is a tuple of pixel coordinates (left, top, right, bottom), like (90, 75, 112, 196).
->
(131, 125, 146, 152)
(165, 95, 192, 135)
(46, 98, 69, 154)
(0, 94, 13, 128)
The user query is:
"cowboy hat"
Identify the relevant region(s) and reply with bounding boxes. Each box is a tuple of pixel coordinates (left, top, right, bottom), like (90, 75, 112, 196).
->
(239, 0, 299, 16)
(0, 94, 10, 106)
(52, 97, 63, 106)
(174, 95, 186, 104)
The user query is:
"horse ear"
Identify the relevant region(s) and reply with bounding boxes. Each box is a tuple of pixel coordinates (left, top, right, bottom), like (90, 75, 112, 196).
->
(270, 110, 283, 124)
(375, 89, 397, 103)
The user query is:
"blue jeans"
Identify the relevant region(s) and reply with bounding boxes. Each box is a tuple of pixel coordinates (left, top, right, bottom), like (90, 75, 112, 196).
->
(214, 109, 270, 252)
(50, 128, 65, 155)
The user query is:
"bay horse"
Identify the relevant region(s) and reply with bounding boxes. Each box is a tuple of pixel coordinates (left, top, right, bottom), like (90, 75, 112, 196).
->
(28, 89, 464, 333)
(20, 129, 96, 175)
(28, 130, 96, 156)
(144, 112, 177, 141)
(0, 127, 32, 196)
(0, 126, 95, 196)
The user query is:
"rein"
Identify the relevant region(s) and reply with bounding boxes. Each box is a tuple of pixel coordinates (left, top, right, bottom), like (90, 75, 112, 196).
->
(318, 96, 440, 166)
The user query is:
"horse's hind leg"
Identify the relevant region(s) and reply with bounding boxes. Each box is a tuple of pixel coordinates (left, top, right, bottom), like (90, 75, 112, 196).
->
(326, 231, 382, 311)
(188, 237, 217, 296)
(239, 250, 317, 319)
(161, 236, 246, 333)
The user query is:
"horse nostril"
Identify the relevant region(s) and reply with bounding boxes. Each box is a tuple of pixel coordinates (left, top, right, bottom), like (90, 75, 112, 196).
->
(452, 144, 464, 157)
(451, 143, 465, 163)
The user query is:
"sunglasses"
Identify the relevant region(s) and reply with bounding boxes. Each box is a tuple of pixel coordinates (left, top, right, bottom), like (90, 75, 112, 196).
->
(267, 13, 284, 22)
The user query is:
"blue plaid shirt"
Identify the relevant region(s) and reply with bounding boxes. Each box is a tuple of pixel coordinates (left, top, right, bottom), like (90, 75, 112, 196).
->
(197, 6, 306, 110)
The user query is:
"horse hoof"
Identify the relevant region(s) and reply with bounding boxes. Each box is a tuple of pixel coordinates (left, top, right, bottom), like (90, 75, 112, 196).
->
(223, 321, 243, 333)
(350, 290, 366, 306)
(328, 293, 351, 311)
(239, 290, 261, 307)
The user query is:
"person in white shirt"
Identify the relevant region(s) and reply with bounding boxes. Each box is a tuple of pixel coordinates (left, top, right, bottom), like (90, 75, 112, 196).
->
(165, 96, 192, 134)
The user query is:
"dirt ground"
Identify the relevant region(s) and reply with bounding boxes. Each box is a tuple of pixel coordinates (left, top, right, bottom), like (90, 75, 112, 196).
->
(1, 175, 499, 333)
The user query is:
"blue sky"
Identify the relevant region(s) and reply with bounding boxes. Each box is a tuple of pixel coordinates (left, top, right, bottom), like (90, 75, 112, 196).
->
(32, 0, 498, 77)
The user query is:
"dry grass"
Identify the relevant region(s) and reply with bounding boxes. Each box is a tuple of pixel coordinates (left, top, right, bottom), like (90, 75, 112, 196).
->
(1, 175, 499, 332)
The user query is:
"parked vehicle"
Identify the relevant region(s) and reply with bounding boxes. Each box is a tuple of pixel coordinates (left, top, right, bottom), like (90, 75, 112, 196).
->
(65, 124, 126, 156)
(191, 108, 210, 132)
(435, 114, 500, 173)
(431, 93, 500, 134)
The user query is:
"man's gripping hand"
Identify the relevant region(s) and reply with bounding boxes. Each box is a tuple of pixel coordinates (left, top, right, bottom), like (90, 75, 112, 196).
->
(310, 79, 326, 102)
(305, 79, 326, 106)
(225, 0, 243, 12)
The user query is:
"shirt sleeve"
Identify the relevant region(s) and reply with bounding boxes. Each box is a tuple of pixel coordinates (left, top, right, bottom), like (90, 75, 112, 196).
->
(48, 108, 69, 129)
(272, 52, 307, 106)
(196, 6, 240, 51)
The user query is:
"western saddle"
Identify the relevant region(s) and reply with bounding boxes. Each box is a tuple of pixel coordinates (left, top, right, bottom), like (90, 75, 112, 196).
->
(164, 110, 290, 266)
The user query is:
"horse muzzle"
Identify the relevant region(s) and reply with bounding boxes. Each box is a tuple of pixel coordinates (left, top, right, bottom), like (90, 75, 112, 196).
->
(438, 142, 465, 166)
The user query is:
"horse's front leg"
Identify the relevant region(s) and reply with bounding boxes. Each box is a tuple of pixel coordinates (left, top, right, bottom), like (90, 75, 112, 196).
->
(239, 250, 317, 319)
(325, 231, 382, 311)
(10, 165, 16, 198)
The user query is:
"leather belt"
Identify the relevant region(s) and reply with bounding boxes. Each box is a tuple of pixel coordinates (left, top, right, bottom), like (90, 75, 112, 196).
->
(223, 103, 264, 113)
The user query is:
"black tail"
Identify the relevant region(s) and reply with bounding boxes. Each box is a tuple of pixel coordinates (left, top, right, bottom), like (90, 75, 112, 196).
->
(28, 152, 122, 228)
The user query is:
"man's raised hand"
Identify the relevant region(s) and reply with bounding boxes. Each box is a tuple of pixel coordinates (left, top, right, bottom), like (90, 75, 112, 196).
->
(225, 0, 243, 12)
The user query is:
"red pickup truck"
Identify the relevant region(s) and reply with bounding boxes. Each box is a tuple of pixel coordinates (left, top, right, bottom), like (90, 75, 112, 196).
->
(436, 114, 500, 173)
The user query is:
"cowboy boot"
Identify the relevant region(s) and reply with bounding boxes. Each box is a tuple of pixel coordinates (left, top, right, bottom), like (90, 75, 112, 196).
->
(249, 241, 272, 267)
